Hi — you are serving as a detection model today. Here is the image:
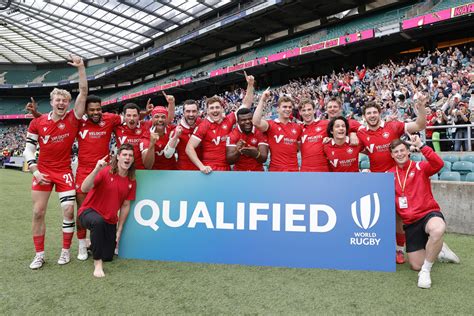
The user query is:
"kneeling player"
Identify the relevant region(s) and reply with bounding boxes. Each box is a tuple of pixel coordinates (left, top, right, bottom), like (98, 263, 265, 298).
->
(388, 136, 459, 288)
(78, 144, 136, 278)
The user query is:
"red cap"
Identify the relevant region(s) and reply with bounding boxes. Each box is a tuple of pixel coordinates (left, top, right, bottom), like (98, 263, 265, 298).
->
(151, 106, 168, 118)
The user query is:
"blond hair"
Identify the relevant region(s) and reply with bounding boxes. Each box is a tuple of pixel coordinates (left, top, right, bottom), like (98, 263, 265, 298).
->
(50, 88, 72, 101)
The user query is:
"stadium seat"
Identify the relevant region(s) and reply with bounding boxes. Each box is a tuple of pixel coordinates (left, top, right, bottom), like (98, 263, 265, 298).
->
(451, 161, 474, 181)
(410, 154, 422, 161)
(359, 160, 370, 170)
(465, 173, 474, 182)
(439, 172, 461, 182)
(439, 161, 452, 174)
(442, 154, 459, 164)
(462, 155, 474, 164)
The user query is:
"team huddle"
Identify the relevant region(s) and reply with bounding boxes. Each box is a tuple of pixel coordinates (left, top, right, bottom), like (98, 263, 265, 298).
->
(24, 56, 459, 287)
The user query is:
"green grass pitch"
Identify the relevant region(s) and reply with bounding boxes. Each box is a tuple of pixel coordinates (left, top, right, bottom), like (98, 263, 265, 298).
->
(1, 168, 473, 314)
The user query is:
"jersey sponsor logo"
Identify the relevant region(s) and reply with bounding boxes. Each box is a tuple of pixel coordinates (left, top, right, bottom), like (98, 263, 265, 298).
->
(40, 135, 50, 144)
(79, 130, 89, 139)
(330, 159, 339, 168)
(382, 132, 390, 139)
(118, 136, 127, 145)
(155, 150, 165, 156)
(366, 144, 375, 153)
(274, 135, 284, 143)
(211, 136, 226, 145)
(58, 123, 65, 130)
(301, 135, 308, 143)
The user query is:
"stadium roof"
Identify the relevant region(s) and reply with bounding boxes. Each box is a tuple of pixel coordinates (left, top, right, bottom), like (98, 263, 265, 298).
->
(0, 0, 231, 64)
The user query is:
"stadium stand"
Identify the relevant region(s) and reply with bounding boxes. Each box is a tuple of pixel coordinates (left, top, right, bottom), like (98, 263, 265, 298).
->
(439, 171, 462, 181)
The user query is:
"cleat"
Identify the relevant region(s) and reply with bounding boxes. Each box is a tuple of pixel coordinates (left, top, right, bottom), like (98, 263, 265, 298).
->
(77, 245, 88, 261)
(438, 242, 460, 263)
(57, 249, 71, 265)
(418, 270, 431, 289)
(396, 250, 405, 264)
(29, 254, 45, 270)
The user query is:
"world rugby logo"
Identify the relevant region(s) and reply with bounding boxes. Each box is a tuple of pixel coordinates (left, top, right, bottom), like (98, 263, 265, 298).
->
(351, 193, 380, 229)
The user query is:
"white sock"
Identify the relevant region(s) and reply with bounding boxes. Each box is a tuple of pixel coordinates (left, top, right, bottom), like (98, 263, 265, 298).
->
(78, 239, 87, 248)
(61, 248, 70, 252)
(421, 259, 433, 272)
(396, 245, 405, 252)
(36, 251, 44, 257)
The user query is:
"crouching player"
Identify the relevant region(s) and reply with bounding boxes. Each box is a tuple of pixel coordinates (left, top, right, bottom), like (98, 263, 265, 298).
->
(388, 136, 459, 288)
(78, 144, 136, 278)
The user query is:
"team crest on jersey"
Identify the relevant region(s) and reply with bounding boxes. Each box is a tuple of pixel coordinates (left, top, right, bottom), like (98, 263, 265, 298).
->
(347, 148, 353, 154)
(43, 127, 47, 131)
(99, 121, 106, 127)
(251, 138, 257, 144)
(409, 171, 415, 178)
(128, 184, 132, 189)
(82, 123, 86, 127)
(331, 151, 335, 156)
(212, 130, 216, 134)
(222, 124, 228, 130)
(135, 129, 142, 135)
(58, 123, 65, 130)
(367, 137, 370, 141)
(291, 129, 297, 134)
(382, 132, 390, 139)
(316, 127, 322, 132)
(278, 127, 282, 131)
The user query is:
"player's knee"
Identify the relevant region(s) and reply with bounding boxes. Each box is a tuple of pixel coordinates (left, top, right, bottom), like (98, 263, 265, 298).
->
(429, 223, 446, 240)
(91, 216, 106, 228)
(410, 262, 422, 271)
(32, 207, 46, 220)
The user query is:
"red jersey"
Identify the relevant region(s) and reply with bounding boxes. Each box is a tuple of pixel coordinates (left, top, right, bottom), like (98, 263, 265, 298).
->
(114, 122, 146, 170)
(357, 120, 405, 172)
(172, 118, 202, 170)
(140, 125, 177, 170)
(387, 146, 443, 224)
(300, 120, 329, 172)
(266, 119, 302, 171)
(323, 138, 363, 172)
(226, 126, 268, 171)
(77, 113, 122, 169)
(27, 110, 80, 170)
(78, 166, 136, 224)
(348, 118, 361, 133)
(192, 113, 236, 170)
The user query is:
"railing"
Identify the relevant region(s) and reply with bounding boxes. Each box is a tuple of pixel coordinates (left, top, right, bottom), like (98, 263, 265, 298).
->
(424, 124, 473, 151)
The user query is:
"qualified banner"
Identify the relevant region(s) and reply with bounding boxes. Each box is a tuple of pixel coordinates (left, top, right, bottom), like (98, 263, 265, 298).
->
(119, 171, 395, 271)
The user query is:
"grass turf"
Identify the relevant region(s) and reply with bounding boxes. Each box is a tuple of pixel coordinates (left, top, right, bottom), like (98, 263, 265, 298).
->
(0, 168, 473, 314)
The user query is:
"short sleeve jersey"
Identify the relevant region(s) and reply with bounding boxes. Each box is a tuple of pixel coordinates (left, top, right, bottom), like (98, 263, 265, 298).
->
(357, 120, 405, 172)
(77, 112, 122, 168)
(140, 125, 177, 170)
(192, 113, 236, 169)
(114, 123, 146, 170)
(300, 120, 329, 172)
(266, 119, 302, 171)
(172, 118, 202, 170)
(323, 138, 364, 172)
(227, 126, 268, 171)
(27, 110, 80, 170)
(78, 166, 136, 224)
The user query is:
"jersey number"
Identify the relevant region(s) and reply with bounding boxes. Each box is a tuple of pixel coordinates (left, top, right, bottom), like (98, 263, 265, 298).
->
(63, 173, 73, 185)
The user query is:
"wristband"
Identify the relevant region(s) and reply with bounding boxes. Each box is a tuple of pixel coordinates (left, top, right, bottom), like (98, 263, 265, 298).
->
(33, 170, 41, 178)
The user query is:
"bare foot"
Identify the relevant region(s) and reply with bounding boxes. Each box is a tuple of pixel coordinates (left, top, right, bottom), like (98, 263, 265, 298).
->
(93, 259, 105, 278)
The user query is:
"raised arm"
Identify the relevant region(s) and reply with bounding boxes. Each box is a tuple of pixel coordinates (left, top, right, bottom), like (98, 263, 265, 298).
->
(68, 54, 87, 119)
(81, 155, 108, 193)
(164, 126, 182, 159)
(140, 99, 153, 120)
(242, 71, 255, 109)
(25, 97, 42, 118)
(162, 91, 176, 124)
(406, 94, 427, 134)
(252, 88, 271, 132)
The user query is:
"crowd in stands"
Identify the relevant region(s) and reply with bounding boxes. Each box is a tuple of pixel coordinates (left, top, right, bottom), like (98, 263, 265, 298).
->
(0, 124, 27, 158)
(1, 45, 473, 157)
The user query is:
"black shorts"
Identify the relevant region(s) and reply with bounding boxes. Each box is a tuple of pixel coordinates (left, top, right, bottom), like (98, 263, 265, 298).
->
(403, 211, 445, 253)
